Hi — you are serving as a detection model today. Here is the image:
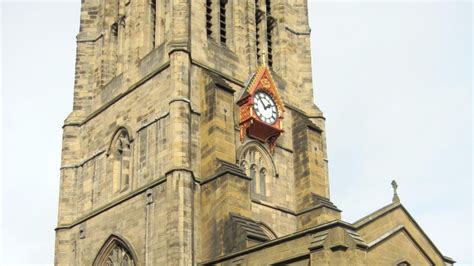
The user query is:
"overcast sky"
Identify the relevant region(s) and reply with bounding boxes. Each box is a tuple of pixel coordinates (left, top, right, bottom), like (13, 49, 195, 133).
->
(1, 1, 472, 265)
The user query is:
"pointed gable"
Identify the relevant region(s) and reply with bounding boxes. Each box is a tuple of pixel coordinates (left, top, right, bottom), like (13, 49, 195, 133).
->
(238, 65, 284, 115)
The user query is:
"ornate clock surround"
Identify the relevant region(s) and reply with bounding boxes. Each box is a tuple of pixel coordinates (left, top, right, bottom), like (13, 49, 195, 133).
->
(237, 65, 284, 153)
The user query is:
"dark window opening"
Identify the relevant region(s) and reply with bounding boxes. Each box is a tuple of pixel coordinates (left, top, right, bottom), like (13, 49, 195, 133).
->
(265, 0, 276, 68)
(206, 0, 213, 37)
(219, 0, 227, 44)
(150, 0, 156, 48)
(255, 0, 263, 62)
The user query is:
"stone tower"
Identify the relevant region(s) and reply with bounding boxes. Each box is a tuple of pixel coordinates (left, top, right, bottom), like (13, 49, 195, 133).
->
(55, 1, 454, 265)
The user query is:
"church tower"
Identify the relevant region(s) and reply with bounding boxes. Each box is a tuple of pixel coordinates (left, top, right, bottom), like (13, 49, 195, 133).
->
(55, 1, 454, 265)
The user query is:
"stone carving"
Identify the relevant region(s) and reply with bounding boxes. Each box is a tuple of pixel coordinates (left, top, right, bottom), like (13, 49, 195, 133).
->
(104, 245, 134, 266)
(93, 235, 137, 266)
(391, 180, 400, 203)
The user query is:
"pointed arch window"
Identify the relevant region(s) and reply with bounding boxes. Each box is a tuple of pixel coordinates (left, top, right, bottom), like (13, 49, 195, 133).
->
(150, 0, 157, 48)
(93, 235, 138, 266)
(108, 128, 132, 193)
(239, 142, 276, 197)
(102, 0, 128, 85)
(255, 0, 276, 67)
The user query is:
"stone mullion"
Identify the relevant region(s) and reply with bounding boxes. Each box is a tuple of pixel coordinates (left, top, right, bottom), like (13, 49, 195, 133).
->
(142, 0, 155, 55)
(231, 0, 247, 65)
(255, 0, 269, 65)
(101, 0, 119, 86)
(224, 1, 235, 49)
(245, 0, 258, 72)
(268, 1, 285, 73)
(118, 2, 132, 83)
(210, 1, 220, 41)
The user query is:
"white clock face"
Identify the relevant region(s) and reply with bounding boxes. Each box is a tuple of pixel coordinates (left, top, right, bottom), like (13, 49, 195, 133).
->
(253, 91, 278, 125)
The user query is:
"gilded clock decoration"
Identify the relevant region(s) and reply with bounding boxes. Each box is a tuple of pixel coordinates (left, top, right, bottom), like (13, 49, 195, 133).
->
(237, 65, 285, 153)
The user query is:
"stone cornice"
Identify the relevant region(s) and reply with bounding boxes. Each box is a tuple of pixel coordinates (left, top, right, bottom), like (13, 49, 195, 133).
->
(56, 164, 254, 229)
(251, 197, 341, 217)
(56, 168, 204, 230)
(200, 161, 250, 185)
(63, 61, 171, 128)
(285, 26, 311, 36)
(199, 220, 355, 265)
(76, 32, 103, 43)
(60, 149, 106, 170)
(63, 57, 322, 131)
(55, 176, 168, 230)
(191, 59, 244, 87)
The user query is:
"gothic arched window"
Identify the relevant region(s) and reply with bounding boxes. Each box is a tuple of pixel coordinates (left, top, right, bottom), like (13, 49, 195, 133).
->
(108, 128, 132, 193)
(238, 142, 276, 197)
(255, 0, 276, 67)
(93, 235, 138, 266)
(101, 0, 128, 85)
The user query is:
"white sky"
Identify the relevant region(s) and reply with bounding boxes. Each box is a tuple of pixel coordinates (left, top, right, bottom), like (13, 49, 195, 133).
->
(0, 1, 472, 265)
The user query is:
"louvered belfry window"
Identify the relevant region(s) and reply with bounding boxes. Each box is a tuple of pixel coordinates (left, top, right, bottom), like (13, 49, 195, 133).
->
(255, 0, 276, 68)
(150, 0, 157, 48)
(255, 0, 263, 63)
(206, 0, 231, 45)
(265, 0, 276, 68)
(206, 0, 213, 37)
(219, 0, 227, 44)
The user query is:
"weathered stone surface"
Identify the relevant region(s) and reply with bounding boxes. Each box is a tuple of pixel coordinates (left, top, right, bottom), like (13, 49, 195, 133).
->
(55, 1, 453, 265)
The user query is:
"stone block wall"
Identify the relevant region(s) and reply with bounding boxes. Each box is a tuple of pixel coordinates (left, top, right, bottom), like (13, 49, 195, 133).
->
(56, 0, 337, 264)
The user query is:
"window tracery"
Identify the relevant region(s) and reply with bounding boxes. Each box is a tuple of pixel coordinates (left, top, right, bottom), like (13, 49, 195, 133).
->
(238, 142, 275, 196)
(108, 128, 132, 193)
(104, 245, 134, 266)
(93, 235, 137, 266)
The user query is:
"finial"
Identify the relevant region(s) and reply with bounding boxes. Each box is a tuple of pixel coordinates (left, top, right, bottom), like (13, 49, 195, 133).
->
(262, 51, 267, 66)
(391, 180, 400, 203)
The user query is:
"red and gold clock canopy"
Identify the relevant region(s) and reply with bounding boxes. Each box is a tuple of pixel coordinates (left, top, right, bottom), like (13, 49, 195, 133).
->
(237, 65, 285, 153)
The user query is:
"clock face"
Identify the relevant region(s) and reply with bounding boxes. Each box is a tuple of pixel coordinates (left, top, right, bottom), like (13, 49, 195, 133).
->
(253, 91, 278, 125)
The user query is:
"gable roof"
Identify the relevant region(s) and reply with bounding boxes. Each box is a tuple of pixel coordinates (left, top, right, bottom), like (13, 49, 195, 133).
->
(353, 202, 455, 264)
(238, 65, 284, 111)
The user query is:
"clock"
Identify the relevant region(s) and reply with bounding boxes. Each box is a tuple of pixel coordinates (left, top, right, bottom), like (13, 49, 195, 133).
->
(253, 91, 278, 125)
(237, 65, 285, 153)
